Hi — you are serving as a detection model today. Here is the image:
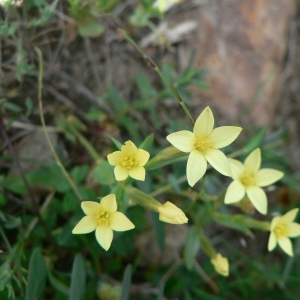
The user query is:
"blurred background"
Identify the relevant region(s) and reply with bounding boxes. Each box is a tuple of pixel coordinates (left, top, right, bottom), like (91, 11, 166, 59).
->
(1, 0, 300, 299)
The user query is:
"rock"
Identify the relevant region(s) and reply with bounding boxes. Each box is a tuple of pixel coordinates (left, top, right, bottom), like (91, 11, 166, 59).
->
(177, 0, 295, 125)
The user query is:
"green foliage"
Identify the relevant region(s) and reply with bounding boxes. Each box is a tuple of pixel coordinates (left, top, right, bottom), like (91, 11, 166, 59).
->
(25, 248, 47, 300)
(69, 254, 86, 300)
(1, 1, 300, 299)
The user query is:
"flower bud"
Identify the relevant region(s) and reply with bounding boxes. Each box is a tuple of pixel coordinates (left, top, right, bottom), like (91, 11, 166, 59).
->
(211, 253, 229, 277)
(158, 201, 188, 224)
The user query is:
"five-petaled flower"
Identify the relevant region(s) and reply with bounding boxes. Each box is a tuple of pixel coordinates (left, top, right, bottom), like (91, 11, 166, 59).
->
(166, 106, 242, 187)
(211, 253, 229, 277)
(268, 208, 300, 256)
(224, 148, 283, 215)
(107, 140, 150, 181)
(72, 194, 135, 251)
(158, 201, 188, 224)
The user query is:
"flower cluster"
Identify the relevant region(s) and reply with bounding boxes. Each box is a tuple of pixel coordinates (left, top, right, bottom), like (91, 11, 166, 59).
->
(72, 105, 296, 268)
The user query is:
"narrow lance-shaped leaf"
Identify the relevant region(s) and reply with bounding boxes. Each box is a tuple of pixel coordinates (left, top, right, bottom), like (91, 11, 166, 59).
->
(69, 254, 86, 300)
(120, 264, 132, 300)
(25, 248, 47, 300)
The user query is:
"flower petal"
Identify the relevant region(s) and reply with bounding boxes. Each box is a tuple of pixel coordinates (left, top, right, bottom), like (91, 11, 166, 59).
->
(278, 236, 293, 256)
(100, 194, 117, 213)
(109, 212, 135, 231)
(72, 216, 97, 234)
(121, 140, 137, 156)
(96, 226, 113, 251)
(114, 165, 129, 181)
(205, 149, 232, 177)
(166, 131, 195, 152)
(186, 150, 207, 187)
(209, 126, 242, 149)
(81, 201, 101, 216)
(246, 186, 267, 215)
(129, 166, 146, 181)
(228, 158, 244, 179)
(135, 149, 150, 166)
(255, 169, 284, 187)
(268, 232, 277, 251)
(224, 180, 245, 204)
(244, 148, 261, 174)
(280, 208, 298, 224)
(287, 223, 300, 237)
(107, 151, 123, 166)
(270, 216, 281, 231)
(193, 106, 214, 137)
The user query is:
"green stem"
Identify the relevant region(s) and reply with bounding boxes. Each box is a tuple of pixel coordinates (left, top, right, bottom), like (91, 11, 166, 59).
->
(115, 27, 194, 126)
(35, 47, 83, 202)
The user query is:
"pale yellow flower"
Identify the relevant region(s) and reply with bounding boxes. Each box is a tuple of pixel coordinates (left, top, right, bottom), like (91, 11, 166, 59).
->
(268, 208, 300, 256)
(158, 201, 188, 224)
(211, 253, 229, 277)
(224, 148, 283, 215)
(107, 140, 150, 181)
(72, 194, 135, 251)
(155, 0, 181, 12)
(166, 106, 242, 187)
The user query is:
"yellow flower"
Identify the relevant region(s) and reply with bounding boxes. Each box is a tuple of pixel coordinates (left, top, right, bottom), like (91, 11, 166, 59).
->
(157, 201, 188, 224)
(211, 253, 229, 277)
(224, 148, 283, 215)
(155, 0, 181, 12)
(72, 194, 135, 251)
(107, 140, 150, 181)
(268, 208, 300, 256)
(167, 106, 242, 187)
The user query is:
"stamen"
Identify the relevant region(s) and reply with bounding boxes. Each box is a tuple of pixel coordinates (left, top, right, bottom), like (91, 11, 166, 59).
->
(194, 140, 212, 152)
(240, 174, 254, 186)
(121, 155, 137, 170)
(274, 223, 290, 238)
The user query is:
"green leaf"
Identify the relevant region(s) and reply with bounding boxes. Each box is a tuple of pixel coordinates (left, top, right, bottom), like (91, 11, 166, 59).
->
(243, 126, 266, 154)
(5, 214, 21, 229)
(0, 262, 11, 291)
(0, 193, 7, 206)
(191, 81, 210, 89)
(104, 85, 127, 113)
(213, 213, 254, 237)
(138, 133, 154, 151)
(78, 23, 105, 37)
(93, 161, 115, 185)
(48, 269, 70, 296)
(2, 101, 23, 112)
(120, 265, 132, 300)
(26, 248, 47, 300)
(135, 73, 157, 98)
(108, 135, 123, 150)
(184, 226, 200, 270)
(151, 211, 165, 251)
(58, 223, 74, 246)
(25, 97, 34, 118)
(69, 254, 86, 300)
(63, 191, 78, 212)
(70, 165, 89, 184)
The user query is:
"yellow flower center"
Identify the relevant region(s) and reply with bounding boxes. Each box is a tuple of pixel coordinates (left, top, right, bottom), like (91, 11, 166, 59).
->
(96, 211, 110, 226)
(274, 223, 290, 238)
(240, 174, 255, 186)
(122, 156, 138, 170)
(194, 140, 212, 152)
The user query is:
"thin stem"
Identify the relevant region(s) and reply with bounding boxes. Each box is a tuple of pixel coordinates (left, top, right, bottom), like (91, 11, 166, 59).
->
(100, 13, 194, 126)
(35, 47, 83, 201)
